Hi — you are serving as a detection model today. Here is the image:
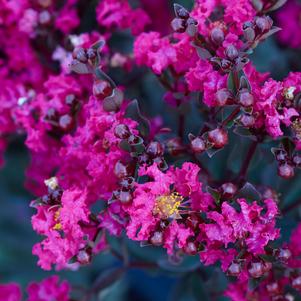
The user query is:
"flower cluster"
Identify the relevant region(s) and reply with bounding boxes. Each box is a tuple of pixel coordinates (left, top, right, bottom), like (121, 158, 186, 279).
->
(0, 0, 301, 300)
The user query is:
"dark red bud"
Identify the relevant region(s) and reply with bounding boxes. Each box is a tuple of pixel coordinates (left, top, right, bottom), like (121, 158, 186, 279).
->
(248, 261, 265, 278)
(146, 141, 164, 158)
(278, 163, 294, 179)
(293, 154, 301, 167)
(166, 137, 185, 156)
(93, 80, 112, 99)
(211, 27, 225, 45)
(114, 161, 130, 178)
(114, 124, 131, 139)
(215, 88, 232, 106)
(45, 108, 58, 121)
(65, 94, 77, 107)
(276, 248, 292, 263)
(72, 47, 88, 63)
(221, 59, 232, 71)
(128, 135, 142, 145)
(39, 10, 51, 25)
(138, 153, 151, 165)
(59, 114, 73, 131)
(266, 282, 280, 296)
(118, 190, 133, 204)
(87, 48, 96, 60)
(291, 275, 301, 290)
(225, 45, 239, 61)
(255, 16, 272, 33)
(183, 241, 198, 255)
(221, 182, 238, 199)
(240, 114, 255, 127)
(171, 18, 187, 33)
(191, 136, 206, 153)
(227, 261, 242, 277)
(119, 177, 135, 190)
(238, 89, 254, 107)
(174, 3, 190, 19)
(275, 150, 288, 162)
(77, 250, 91, 265)
(208, 128, 228, 149)
(150, 231, 163, 246)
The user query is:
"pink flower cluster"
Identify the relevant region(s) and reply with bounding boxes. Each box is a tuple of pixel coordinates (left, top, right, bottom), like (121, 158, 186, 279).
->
(0, 276, 70, 301)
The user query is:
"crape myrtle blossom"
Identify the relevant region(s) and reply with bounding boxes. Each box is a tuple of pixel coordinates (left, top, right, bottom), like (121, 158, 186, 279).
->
(0, 0, 301, 300)
(0, 276, 70, 301)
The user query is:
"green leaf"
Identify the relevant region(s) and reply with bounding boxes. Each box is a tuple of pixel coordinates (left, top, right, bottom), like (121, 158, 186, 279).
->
(236, 182, 261, 201)
(265, 0, 287, 12)
(125, 99, 150, 138)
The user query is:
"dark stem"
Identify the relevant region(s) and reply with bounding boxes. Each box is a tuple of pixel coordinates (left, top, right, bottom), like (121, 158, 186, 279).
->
(237, 140, 258, 182)
(221, 106, 240, 127)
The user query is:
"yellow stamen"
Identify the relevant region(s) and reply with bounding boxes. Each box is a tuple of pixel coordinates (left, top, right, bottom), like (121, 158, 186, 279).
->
(153, 192, 183, 219)
(53, 209, 62, 231)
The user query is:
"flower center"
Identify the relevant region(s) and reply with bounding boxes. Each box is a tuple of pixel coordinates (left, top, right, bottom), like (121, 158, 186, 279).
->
(153, 192, 183, 219)
(283, 86, 296, 100)
(53, 209, 62, 231)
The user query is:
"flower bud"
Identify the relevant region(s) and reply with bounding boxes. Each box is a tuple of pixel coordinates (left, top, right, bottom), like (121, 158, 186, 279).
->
(119, 177, 135, 190)
(208, 128, 228, 149)
(59, 114, 73, 131)
(77, 249, 91, 265)
(154, 157, 168, 171)
(146, 141, 164, 158)
(171, 18, 186, 33)
(114, 124, 131, 139)
(190, 136, 206, 153)
(255, 16, 272, 33)
(65, 94, 77, 107)
(276, 248, 292, 263)
(215, 88, 232, 106)
(93, 80, 112, 99)
(150, 231, 163, 246)
(227, 261, 242, 277)
(39, 10, 51, 25)
(291, 275, 301, 290)
(266, 282, 280, 296)
(166, 137, 185, 156)
(138, 153, 151, 165)
(186, 18, 198, 36)
(240, 114, 255, 127)
(293, 154, 301, 167)
(87, 48, 96, 60)
(72, 47, 88, 63)
(183, 241, 198, 255)
(118, 190, 133, 204)
(174, 3, 190, 19)
(114, 161, 130, 178)
(225, 45, 239, 61)
(278, 163, 294, 179)
(128, 135, 142, 145)
(238, 89, 254, 107)
(221, 182, 238, 199)
(221, 59, 232, 71)
(210, 27, 225, 45)
(248, 261, 265, 278)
